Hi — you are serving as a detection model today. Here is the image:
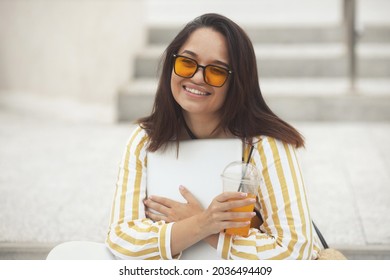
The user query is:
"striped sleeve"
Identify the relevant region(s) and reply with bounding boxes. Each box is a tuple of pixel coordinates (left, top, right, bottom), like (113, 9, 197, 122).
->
(105, 126, 177, 260)
(217, 136, 320, 259)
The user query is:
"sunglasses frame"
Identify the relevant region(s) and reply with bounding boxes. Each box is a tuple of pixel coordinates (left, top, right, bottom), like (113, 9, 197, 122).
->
(173, 54, 232, 87)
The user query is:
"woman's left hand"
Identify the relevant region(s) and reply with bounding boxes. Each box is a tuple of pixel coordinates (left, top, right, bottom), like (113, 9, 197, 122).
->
(144, 185, 203, 223)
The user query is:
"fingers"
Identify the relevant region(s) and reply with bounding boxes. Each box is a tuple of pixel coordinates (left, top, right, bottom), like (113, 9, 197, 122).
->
(210, 195, 256, 213)
(216, 191, 250, 202)
(145, 210, 171, 223)
(227, 197, 256, 209)
(210, 209, 256, 222)
(221, 220, 251, 230)
(198, 209, 255, 236)
(144, 197, 171, 216)
(179, 185, 197, 204)
(147, 195, 177, 207)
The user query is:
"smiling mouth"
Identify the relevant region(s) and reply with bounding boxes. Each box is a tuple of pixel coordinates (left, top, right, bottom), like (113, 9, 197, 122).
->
(184, 86, 211, 96)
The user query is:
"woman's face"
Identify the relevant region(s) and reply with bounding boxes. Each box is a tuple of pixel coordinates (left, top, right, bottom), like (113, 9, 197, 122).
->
(171, 27, 230, 120)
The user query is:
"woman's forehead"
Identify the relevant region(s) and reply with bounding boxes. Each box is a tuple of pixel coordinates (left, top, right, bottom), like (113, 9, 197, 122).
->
(178, 28, 229, 65)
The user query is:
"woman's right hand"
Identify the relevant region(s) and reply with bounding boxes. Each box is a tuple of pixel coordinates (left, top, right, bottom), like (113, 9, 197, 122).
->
(169, 191, 256, 255)
(197, 192, 256, 236)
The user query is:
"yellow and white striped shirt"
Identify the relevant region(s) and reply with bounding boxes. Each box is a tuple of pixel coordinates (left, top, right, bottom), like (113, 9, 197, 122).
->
(106, 126, 321, 260)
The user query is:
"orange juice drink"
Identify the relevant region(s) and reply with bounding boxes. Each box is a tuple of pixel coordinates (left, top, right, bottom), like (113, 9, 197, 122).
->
(221, 161, 260, 237)
(225, 193, 256, 236)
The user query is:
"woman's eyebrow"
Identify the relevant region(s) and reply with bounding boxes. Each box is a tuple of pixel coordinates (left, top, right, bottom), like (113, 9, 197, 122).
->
(181, 50, 197, 57)
(181, 50, 230, 69)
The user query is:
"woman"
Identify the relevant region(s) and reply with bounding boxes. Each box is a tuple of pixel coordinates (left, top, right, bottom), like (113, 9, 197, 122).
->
(106, 13, 320, 260)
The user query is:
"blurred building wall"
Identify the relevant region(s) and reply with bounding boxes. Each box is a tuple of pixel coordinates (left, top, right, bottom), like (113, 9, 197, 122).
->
(146, 0, 341, 25)
(0, 0, 145, 120)
(0, 0, 388, 123)
(145, 0, 389, 26)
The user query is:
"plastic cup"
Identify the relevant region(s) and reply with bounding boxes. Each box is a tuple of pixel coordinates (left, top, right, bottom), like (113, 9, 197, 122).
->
(221, 161, 260, 236)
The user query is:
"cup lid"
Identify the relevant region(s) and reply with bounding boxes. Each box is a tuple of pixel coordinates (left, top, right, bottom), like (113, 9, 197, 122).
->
(221, 160, 260, 184)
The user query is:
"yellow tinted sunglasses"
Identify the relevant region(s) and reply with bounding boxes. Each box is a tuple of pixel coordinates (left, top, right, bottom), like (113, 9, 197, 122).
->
(173, 54, 232, 87)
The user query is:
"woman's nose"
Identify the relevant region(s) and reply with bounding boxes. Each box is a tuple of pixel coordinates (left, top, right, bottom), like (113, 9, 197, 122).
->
(191, 66, 206, 84)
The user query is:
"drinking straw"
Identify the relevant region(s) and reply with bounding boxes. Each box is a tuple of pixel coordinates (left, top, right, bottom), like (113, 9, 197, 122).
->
(237, 145, 254, 192)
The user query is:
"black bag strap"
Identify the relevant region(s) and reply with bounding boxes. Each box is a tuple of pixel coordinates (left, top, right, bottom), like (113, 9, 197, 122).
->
(312, 221, 329, 249)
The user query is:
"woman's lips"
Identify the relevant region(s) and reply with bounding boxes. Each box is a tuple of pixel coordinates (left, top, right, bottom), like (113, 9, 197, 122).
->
(183, 85, 211, 96)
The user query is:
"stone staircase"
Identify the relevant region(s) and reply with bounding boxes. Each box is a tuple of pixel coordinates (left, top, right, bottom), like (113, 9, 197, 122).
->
(117, 22, 390, 122)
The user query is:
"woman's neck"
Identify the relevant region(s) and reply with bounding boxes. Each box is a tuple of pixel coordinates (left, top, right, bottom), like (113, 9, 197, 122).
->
(182, 112, 231, 139)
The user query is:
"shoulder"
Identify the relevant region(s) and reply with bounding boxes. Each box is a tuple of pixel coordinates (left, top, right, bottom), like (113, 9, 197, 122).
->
(250, 136, 300, 173)
(125, 125, 150, 148)
(253, 135, 296, 155)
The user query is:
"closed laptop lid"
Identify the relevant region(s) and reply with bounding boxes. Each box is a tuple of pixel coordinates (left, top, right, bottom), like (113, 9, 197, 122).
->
(147, 138, 242, 208)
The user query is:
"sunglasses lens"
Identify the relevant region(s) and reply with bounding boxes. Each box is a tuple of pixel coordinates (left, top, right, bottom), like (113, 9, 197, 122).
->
(205, 66, 229, 87)
(175, 56, 197, 77)
(174, 55, 230, 87)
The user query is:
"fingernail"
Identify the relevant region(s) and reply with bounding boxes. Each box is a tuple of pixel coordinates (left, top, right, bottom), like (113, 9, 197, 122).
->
(179, 185, 184, 190)
(148, 195, 154, 200)
(240, 192, 248, 197)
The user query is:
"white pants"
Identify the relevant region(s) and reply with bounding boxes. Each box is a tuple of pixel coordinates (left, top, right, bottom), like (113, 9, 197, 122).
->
(46, 241, 116, 260)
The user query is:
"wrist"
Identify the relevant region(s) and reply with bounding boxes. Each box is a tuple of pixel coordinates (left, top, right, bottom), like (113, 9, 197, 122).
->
(195, 211, 212, 238)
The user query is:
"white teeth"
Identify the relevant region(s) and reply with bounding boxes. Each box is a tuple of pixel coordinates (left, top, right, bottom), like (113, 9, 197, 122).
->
(185, 86, 208, 96)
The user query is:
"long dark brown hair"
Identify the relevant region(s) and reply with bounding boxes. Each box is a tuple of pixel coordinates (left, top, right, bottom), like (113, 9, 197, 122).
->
(138, 13, 304, 151)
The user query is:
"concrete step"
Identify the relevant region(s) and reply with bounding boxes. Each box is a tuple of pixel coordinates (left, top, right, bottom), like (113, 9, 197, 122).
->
(0, 243, 56, 260)
(148, 25, 343, 45)
(117, 78, 390, 121)
(148, 24, 390, 45)
(135, 44, 348, 79)
(133, 44, 390, 79)
(359, 25, 390, 43)
(357, 44, 390, 77)
(1, 242, 389, 260)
